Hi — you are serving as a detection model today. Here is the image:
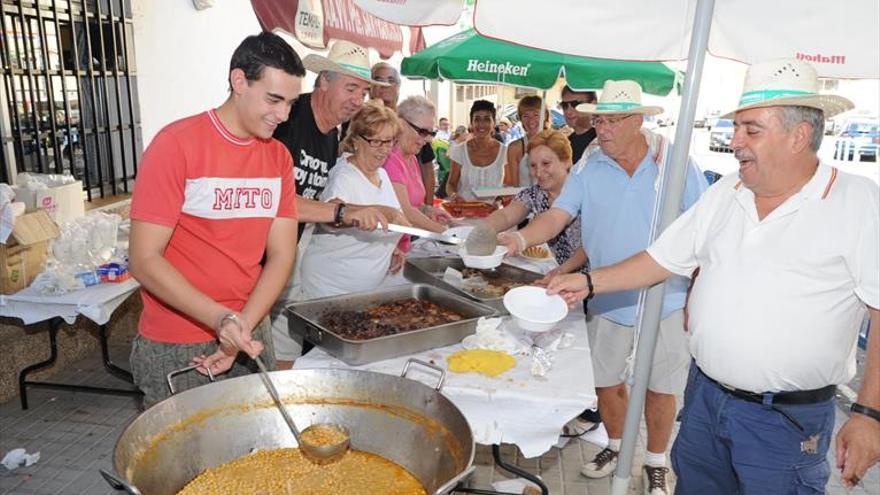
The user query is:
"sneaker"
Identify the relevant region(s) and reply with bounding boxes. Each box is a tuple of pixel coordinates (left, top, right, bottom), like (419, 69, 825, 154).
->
(580, 447, 618, 478)
(643, 465, 670, 495)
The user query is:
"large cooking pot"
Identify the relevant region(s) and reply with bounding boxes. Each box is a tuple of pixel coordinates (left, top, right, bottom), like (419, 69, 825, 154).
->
(100, 360, 474, 494)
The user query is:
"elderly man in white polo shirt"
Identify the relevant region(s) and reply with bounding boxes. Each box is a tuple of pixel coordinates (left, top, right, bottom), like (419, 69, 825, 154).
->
(547, 58, 880, 494)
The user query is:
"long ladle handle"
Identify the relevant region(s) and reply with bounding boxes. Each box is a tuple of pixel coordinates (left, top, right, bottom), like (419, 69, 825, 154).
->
(254, 355, 302, 444)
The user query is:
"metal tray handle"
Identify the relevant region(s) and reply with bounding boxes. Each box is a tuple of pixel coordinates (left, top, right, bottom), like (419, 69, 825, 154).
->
(99, 469, 143, 495)
(401, 358, 446, 391)
(166, 364, 215, 395)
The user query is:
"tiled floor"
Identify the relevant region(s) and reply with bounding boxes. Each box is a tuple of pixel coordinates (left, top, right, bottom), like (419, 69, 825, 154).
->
(1, 342, 877, 495)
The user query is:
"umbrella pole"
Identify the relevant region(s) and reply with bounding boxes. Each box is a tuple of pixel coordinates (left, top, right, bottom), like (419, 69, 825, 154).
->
(610, 1, 715, 494)
(540, 90, 547, 129)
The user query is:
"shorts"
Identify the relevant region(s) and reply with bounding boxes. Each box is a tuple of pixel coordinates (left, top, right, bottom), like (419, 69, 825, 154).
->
(131, 316, 276, 408)
(270, 305, 306, 362)
(586, 310, 689, 394)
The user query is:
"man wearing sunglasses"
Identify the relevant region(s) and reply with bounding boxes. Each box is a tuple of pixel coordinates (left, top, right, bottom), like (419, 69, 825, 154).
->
(561, 85, 598, 163)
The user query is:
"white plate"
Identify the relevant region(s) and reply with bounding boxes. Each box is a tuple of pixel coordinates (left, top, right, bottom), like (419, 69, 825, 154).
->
(460, 246, 507, 269)
(503, 286, 568, 333)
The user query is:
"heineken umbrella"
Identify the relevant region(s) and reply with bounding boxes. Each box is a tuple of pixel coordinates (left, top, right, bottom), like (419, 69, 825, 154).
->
(401, 29, 678, 95)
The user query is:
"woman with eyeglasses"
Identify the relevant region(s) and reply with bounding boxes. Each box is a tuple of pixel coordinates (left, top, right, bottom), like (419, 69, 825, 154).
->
(294, 101, 406, 302)
(446, 100, 507, 200)
(505, 95, 551, 187)
(383, 95, 452, 252)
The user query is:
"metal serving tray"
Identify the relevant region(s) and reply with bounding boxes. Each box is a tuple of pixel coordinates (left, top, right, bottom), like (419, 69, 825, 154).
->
(403, 257, 543, 313)
(285, 283, 498, 365)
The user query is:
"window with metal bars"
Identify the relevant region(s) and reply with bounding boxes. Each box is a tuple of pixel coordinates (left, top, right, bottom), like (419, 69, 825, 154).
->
(0, 0, 141, 201)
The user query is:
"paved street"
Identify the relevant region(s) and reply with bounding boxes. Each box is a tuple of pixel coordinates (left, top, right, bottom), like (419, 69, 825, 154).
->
(1, 337, 877, 494)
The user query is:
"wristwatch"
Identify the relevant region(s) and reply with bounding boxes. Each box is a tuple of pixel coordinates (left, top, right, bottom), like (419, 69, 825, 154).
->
(333, 202, 347, 226)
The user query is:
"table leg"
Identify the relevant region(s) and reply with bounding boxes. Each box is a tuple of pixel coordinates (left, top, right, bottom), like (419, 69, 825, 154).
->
(451, 445, 549, 495)
(98, 324, 134, 383)
(18, 318, 142, 410)
(491, 444, 549, 495)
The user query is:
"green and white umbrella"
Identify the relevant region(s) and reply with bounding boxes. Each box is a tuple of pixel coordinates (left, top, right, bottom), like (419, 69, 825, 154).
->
(401, 29, 679, 95)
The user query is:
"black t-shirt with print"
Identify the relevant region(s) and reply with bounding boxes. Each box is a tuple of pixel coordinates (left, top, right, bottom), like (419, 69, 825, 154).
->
(273, 92, 339, 201)
(568, 127, 597, 163)
(418, 142, 435, 164)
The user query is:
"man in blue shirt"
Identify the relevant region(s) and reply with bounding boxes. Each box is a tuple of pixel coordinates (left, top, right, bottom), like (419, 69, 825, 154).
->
(500, 80, 708, 495)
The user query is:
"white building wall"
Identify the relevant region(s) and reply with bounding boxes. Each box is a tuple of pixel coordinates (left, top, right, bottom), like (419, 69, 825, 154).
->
(132, 0, 435, 148)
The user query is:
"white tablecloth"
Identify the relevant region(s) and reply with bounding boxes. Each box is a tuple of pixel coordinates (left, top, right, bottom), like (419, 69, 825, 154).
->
(0, 279, 140, 325)
(294, 312, 597, 458)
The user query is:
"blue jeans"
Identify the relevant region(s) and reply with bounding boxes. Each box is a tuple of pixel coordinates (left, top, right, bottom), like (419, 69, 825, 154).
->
(672, 366, 835, 495)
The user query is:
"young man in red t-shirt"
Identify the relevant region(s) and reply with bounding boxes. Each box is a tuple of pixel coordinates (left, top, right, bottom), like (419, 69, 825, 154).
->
(128, 32, 304, 406)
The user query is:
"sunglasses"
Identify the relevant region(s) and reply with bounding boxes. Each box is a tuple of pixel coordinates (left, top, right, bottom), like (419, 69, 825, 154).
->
(404, 118, 437, 138)
(560, 100, 588, 110)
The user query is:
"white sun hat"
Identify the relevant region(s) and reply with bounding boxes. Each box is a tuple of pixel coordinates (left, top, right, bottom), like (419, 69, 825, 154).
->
(303, 40, 390, 86)
(721, 59, 854, 119)
(576, 80, 663, 116)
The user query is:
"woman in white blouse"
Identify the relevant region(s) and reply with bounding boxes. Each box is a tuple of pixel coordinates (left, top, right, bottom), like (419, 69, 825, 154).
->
(445, 100, 506, 200)
(270, 102, 404, 369)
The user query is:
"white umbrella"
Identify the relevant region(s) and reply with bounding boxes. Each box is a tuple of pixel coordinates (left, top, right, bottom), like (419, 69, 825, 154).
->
(472, 2, 879, 495)
(353, 0, 465, 26)
(474, 0, 879, 79)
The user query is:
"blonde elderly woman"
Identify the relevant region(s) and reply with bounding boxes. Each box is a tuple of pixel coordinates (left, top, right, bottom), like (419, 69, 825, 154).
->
(270, 101, 403, 369)
(486, 129, 588, 276)
(383, 95, 452, 252)
(505, 95, 551, 187)
(446, 100, 507, 200)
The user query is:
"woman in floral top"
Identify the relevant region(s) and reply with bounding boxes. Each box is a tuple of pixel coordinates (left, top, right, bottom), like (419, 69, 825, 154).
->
(483, 129, 588, 276)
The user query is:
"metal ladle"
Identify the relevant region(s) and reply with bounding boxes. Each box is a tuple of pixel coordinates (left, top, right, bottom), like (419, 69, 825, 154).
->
(253, 355, 350, 464)
(464, 221, 498, 256)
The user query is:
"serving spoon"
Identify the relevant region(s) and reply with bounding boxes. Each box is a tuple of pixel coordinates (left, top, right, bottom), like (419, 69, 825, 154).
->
(253, 356, 350, 465)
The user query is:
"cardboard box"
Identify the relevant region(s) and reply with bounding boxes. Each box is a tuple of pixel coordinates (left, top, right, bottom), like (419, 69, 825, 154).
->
(14, 181, 85, 225)
(1, 210, 60, 295)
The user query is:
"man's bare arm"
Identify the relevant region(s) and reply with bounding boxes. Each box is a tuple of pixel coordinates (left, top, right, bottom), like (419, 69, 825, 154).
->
(239, 217, 298, 326)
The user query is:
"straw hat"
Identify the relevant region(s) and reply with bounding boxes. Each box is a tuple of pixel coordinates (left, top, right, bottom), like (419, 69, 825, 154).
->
(576, 80, 663, 116)
(303, 40, 389, 86)
(721, 59, 853, 118)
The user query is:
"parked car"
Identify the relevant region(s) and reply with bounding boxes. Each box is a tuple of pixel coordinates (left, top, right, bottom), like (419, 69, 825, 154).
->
(502, 106, 566, 130)
(834, 118, 879, 162)
(709, 119, 734, 152)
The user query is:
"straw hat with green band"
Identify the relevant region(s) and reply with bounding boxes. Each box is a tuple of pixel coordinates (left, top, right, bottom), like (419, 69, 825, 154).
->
(576, 80, 663, 116)
(720, 59, 853, 119)
(303, 40, 390, 86)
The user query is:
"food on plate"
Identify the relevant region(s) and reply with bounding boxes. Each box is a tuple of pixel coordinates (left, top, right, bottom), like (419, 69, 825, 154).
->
(447, 349, 517, 377)
(177, 447, 426, 494)
(319, 299, 464, 340)
(522, 245, 551, 259)
(440, 200, 498, 219)
(460, 268, 525, 298)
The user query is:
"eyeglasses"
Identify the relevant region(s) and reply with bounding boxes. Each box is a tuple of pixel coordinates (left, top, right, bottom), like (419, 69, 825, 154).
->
(359, 134, 397, 148)
(373, 76, 399, 86)
(560, 100, 587, 110)
(404, 118, 437, 138)
(591, 114, 635, 127)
